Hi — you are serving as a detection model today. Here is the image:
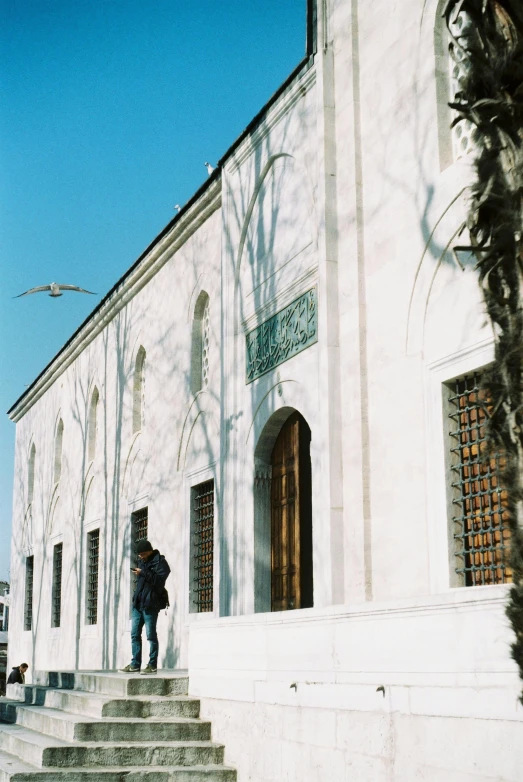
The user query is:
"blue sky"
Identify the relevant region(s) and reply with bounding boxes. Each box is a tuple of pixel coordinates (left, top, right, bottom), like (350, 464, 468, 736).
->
(0, 0, 306, 581)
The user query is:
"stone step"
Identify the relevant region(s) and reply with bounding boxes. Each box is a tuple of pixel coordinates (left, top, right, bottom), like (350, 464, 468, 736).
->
(9, 705, 211, 743)
(11, 687, 200, 719)
(0, 725, 225, 769)
(33, 672, 189, 698)
(0, 748, 236, 781)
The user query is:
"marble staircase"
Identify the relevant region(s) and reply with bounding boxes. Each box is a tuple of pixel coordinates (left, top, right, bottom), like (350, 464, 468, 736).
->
(0, 671, 236, 782)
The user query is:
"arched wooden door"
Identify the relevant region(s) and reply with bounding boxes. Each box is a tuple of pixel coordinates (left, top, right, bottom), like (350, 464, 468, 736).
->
(270, 412, 313, 611)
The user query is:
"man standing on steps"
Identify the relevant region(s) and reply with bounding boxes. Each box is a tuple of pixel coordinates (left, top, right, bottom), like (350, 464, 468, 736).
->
(121, 540, 170, 675)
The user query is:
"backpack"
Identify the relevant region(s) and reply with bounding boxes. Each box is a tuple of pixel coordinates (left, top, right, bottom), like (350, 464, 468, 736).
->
(157, 586, 170, 610)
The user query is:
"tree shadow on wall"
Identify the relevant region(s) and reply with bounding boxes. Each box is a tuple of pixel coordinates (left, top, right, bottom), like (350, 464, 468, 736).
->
(219, 67, 315, 616)
(8, 53, 316, 674)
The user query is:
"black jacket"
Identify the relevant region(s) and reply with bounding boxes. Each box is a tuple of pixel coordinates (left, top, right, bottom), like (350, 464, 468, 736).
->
(7, 667, 25, 685)
(132, 550, 170, 612)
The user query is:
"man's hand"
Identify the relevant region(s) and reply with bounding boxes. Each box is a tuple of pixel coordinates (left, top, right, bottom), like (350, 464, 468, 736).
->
(131, 568, 142, 575)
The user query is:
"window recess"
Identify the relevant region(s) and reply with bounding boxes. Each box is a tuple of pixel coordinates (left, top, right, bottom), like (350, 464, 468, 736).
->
(51, 543, 63, 628)
(24, 555, 34, 631)
(129, 507, 148, 612)
(190, 480, 214, 612)
(86, 529, 99, 625)
(447, 372, 512, 586)
(131, 508, 148, 559)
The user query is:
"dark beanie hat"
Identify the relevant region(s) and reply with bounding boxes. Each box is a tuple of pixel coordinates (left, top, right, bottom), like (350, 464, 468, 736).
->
(136, 539, 153, 554)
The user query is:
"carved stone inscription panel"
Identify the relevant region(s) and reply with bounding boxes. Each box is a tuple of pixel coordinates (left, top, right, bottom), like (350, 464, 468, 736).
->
(245, 288, 317, 383)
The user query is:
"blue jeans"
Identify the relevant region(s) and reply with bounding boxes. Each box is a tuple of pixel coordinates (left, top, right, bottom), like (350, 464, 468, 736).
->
(131, 606, 159, 668)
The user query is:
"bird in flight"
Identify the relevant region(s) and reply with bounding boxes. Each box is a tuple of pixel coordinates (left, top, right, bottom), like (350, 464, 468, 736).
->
(14, 282, 96, 298)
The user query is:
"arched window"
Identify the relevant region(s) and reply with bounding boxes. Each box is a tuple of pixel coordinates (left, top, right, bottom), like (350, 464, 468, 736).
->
(434, 0, 454, 170)
(190, 291, 210, 394)
(434, 0, 475, 169)
(27, 443, 36, 506)
(132, 347, 146, 434)
(88, 387, 99, 462)
(53, 419, 64, 484)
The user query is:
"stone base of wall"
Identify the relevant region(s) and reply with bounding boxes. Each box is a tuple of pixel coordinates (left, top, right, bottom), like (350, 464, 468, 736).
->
(188, 588, 523, 781)
(199, 696, 523, 782)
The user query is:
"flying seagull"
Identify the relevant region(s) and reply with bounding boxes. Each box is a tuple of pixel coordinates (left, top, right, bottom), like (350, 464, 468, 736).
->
(14, 283, 96, 299)
(204, 162, 215, 175)
(174, 204, 181, 212)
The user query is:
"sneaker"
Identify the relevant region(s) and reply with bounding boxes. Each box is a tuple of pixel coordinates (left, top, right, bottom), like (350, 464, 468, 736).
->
(120, 664, 140, 673)
(141, 665, 157, 675)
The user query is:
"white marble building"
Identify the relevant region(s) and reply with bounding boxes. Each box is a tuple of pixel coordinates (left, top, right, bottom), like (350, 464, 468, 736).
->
(7, 1, 523, 779)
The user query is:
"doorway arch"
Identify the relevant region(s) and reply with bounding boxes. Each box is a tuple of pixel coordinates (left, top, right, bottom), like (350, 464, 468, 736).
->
(254, 409, 313, 612)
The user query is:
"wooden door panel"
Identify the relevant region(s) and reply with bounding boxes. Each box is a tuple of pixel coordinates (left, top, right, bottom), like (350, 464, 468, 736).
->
(271, 413, 301, 611)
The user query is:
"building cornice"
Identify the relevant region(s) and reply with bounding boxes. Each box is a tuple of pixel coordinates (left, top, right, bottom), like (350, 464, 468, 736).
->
(8, 179, 221, 423)
(226, 64, 317, 174)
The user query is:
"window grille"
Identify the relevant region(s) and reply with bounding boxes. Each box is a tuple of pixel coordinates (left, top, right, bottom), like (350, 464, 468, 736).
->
(27, 444, 36, 506)
(53, 419, 64, 484)
(130, 508, 148, 611)
(131, 507, 148, 562)
(51, 543, 63, 628)
(448, 372, 512, 586)
(448, 9, 477, 160)
(86, 529, 99, 624)
(202, 299, 210, 388)
(88, 388, 99, 462)
(191, 480, 214, 612)
(24, 555, 34, 631)
(132, 347, 146, 434)
(191, 291, 210, 394)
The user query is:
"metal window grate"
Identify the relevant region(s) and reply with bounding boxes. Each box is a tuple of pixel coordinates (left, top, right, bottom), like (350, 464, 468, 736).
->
(202, 299, 210, 388)
(24, 556, 34, 631)
(130, 508, 148, 611)
(132, 508, 148, 555)
(448, 11, 477, 160)
(192, 480, 214, 612)
(448, 373, 512, 586)
(86, 530, 99, 625)
(51, 543, 63, 628)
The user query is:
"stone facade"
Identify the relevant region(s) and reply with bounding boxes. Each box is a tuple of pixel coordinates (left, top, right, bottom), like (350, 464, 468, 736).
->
(6, 0, 523, 779)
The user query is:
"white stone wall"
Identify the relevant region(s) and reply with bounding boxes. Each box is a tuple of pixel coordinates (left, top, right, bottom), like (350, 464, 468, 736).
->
(190, 591, 523, 781)
(188, 0, 522, 778)
(7, 62, 323, 674)
(218, 62, 322, 616)
(8, 199, 223, 674)
(200, 699, 522, 782)
(324, 0, 496, 607)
